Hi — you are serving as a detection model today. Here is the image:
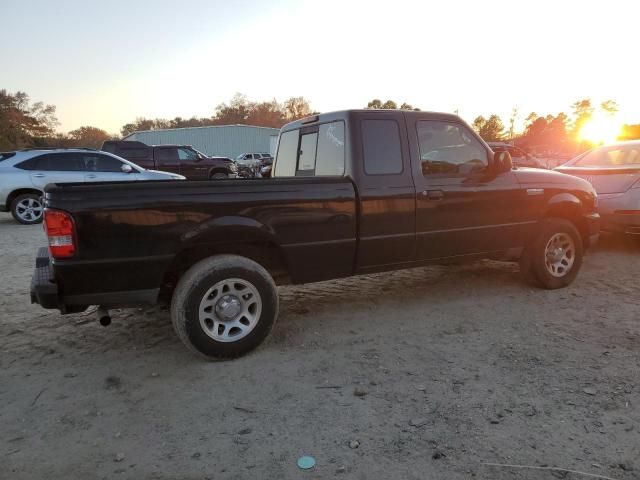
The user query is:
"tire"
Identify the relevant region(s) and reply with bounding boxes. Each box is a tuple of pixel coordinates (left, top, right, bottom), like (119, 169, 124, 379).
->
(210, 172, 228, 179)
(521, 218, 583, 289)
(171, 255, 279, 359)
(10, 193, 44, 225)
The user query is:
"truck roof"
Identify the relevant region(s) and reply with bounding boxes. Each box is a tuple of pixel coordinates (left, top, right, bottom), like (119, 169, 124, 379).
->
(281, 109, 464, 131)
(103, 140, 195, 149)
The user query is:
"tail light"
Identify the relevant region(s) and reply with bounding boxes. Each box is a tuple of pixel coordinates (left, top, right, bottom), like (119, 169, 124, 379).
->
(44, 209, 76, 258)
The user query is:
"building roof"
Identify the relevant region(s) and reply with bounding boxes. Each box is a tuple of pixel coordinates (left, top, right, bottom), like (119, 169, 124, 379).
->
(123, 123, 279, 140)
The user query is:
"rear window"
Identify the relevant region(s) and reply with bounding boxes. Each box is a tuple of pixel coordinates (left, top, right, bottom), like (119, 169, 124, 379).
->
(274, 121, 345, 177)
(274, 129, 300, 176)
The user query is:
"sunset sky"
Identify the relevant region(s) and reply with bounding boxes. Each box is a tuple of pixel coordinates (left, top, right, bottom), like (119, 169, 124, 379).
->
(2, 0, 638, 134)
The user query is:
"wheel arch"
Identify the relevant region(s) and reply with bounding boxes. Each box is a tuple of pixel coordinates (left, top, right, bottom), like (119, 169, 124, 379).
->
(6, 188, 43, 210)
(208, 166, 230, 177)
(160, 218, 292, 297)
(543, 193, 590, 247)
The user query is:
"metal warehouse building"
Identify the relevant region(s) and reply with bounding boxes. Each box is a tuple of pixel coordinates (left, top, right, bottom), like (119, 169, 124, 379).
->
(124, 124, 280, 159)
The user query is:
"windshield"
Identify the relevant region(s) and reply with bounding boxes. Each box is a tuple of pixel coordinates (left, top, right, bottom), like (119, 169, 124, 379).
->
(574, 146, 640, 167)
(0, 152, 16, 161)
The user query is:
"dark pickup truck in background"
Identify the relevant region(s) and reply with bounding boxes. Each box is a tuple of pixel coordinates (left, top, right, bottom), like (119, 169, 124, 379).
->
(33, 110, 599, 359)
(102, 140, 238, 180)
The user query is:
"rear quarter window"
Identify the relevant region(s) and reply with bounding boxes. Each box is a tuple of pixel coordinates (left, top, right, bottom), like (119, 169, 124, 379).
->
(316, 122, 345, 176)
(362, 119, 403, 175)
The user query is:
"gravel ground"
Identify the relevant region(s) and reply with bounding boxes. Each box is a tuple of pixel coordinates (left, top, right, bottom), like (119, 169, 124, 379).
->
(1, 212, 639, 480)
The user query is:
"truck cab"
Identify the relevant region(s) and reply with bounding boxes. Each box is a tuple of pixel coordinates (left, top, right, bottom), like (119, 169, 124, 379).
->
(273, 110, 598, 272)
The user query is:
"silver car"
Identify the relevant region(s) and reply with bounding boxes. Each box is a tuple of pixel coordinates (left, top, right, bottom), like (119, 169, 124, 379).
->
(0, 148, 185, 224)
(555, 140, 640, 238)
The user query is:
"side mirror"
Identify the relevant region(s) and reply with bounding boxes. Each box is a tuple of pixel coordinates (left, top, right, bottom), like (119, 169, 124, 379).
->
(493, 151, 513, 173)
(121, 163, 134, 173)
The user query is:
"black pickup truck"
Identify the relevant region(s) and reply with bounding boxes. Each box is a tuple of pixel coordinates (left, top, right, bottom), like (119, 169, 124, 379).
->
(32, 110, 599, 359)
(101, 140, 238, 180)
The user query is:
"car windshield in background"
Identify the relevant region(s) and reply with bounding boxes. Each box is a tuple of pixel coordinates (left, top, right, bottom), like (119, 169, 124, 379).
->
(574, 146, 640, 167)
(0, 152, 16, 161)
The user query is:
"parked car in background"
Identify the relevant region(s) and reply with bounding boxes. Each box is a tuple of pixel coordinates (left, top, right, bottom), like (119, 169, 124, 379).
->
(0, 148, 184, 224)
(235, 153, 273, 178)
(260, 154, 273, 178)
(102, 141, 237, 180)
(555, 140, 640, 238)
(31, 110, 599, 359)
(488, 142, 547, 169)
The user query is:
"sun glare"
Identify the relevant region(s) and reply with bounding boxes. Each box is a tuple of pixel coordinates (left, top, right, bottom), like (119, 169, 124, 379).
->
(578, 115, 623, 145)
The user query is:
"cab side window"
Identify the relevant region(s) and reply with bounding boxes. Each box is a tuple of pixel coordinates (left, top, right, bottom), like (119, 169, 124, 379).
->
(178, 148, 197, 161)
(417, 121, 488, 176)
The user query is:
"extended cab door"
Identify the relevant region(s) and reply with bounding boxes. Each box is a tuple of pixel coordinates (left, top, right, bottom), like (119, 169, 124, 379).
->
(177, 147, 209, 179)
(354, 111, 416, 272)
(408, 118, 524, 259)
(154, 147, 180, 175)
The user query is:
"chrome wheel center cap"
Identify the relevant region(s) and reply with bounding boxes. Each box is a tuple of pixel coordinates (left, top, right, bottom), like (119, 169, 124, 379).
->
(215, 295, 241, 321)
(548, 247, 564, 263)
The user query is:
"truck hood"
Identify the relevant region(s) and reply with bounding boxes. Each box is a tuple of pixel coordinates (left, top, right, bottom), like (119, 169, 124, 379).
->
(554, 165, 640, 194)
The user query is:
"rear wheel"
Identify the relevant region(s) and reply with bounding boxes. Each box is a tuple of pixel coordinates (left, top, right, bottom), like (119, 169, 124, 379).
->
(520, 218, 583, 289)
(11, 193, 44, 225)
(171, 255, 278, 359)
(210, 172, 228, 179)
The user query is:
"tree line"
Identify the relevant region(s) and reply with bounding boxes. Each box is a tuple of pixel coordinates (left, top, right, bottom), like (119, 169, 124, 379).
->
(0, 90, 314, 150)
(1, 88, 638, 152)
(471, 99, 640, 152)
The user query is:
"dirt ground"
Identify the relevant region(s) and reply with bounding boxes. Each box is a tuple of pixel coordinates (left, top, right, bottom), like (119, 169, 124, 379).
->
(1, 212, 639, 480)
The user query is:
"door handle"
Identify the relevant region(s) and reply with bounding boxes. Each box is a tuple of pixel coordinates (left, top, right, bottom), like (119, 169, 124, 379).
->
(31, 173, 45, 178)
(86, 174, 97, 179)
(422, 189, 444, 200)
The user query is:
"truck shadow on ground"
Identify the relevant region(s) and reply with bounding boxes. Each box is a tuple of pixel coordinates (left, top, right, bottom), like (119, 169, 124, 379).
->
(9, 259, 524, 360)
(12, 233, 635, 360)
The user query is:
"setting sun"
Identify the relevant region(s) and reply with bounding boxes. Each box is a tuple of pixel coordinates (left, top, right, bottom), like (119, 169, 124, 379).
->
(578, 115, 623, 144)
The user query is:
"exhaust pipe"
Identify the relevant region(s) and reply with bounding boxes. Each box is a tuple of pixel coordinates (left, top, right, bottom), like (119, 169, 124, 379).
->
(97, 306, 111, 326)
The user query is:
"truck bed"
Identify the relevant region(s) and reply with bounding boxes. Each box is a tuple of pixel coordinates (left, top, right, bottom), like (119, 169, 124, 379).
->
(44, 177, 357, 306)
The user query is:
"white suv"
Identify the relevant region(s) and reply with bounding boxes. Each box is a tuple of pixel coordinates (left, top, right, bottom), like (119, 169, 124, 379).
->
(0, 148, 185, 224)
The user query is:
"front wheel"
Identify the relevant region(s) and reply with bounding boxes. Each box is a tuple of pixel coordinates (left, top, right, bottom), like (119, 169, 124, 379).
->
(171, 255, 279, 359)
(520, 218, 583, 289)
(210, 172, 228, 179)
(11, 193, 44, 225)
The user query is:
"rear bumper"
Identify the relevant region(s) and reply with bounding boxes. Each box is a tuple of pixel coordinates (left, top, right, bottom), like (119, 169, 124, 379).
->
(30, 247, 160, 312)
(30, 248, 60, 309)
